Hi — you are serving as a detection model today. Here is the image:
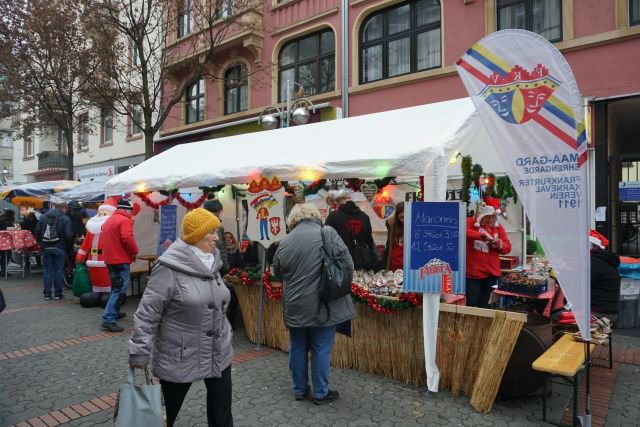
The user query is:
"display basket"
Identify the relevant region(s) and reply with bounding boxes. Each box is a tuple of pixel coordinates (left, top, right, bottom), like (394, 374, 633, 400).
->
(498, 273, 547, 296)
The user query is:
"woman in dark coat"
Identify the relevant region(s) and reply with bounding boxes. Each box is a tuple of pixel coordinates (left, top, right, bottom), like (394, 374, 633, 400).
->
(589, 229, 620, 316)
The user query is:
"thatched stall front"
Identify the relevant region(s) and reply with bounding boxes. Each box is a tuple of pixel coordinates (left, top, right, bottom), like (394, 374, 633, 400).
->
(234, 283, 525, 413)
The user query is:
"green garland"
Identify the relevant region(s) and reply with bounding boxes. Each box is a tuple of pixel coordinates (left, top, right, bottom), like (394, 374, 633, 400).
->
(351, 290, 413, 311)
(496, 176, 518, 204)
(460, 155, 472, 204)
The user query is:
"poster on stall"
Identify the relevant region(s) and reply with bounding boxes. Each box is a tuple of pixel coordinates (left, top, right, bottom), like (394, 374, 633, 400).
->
(157, 204, 177, 256)
(246, 176, 286, 248)
(402, 201, 466, 294)
(456, 29, 590, 341)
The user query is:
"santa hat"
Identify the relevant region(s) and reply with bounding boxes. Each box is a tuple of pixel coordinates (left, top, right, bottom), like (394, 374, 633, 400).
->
(474, 201, 496, 227)
(589, 229, 609, 249)
(98, 197, 118, 213)
(483, 195, 501, 215)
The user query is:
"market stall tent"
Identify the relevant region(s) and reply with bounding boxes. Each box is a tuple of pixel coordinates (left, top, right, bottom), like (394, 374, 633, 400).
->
(106, 97, 491, 195)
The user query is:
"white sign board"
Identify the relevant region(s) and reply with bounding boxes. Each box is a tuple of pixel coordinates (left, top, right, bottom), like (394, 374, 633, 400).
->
(245, 177, 286, 248)
(76, 165, 115, 182)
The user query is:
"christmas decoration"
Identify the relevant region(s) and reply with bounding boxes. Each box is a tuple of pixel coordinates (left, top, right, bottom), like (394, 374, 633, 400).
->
(360, 182, 378, 203)
(175, 193, 207, 210)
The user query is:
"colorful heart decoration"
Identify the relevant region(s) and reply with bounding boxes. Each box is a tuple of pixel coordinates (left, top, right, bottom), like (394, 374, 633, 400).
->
(360, 182, 378, 203)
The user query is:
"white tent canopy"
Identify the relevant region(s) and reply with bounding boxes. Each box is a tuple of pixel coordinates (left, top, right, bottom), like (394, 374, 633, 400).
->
(106, 98, 491, 195)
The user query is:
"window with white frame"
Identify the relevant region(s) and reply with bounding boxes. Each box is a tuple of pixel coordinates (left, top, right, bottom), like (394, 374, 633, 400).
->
(130, 103, 142, 135)
(224, 64, 248, 115)
(497, 0, 562, 42)
(101, 107, 113, 145)
(24, 128, 34, 158)
(78, 113, 89, 150)
(631, 0, 640, 26)
(359, 0, 441, 84)
(186, 79, 205, 124)
(57, 127, 68, 154)
(132, 40, 141, 66)
(218, 0, 234, 19)
(177, 0, 193, 38)
(278, 30, 335, 102)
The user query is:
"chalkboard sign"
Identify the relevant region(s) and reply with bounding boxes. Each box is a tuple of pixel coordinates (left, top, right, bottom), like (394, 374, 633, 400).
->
(402, 201, 466, 294)
(157, 204, 177, 256)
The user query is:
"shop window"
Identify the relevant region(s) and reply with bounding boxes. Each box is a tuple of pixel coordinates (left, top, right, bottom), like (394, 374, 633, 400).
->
(631, 0, 640, 26)
(360, 0, 441, 84)
(224, 64, 248, 115)
(186, 78, 205, 124)
(497, 0, 562, 42)
(278, 29, 335, 102)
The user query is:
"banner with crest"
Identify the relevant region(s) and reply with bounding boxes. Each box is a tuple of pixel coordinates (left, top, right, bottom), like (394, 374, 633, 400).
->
(456, 30, 590, 341)
(246, 176, 286, 248)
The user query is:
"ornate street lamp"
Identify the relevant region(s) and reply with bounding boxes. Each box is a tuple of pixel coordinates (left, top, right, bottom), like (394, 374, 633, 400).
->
(258, 81, 315, 130)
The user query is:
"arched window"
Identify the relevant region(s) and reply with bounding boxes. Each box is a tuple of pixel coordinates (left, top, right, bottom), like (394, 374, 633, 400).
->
(278, 29, 335, 102)
(224, 64, 248, 115)
(360, 0, 441, 84)
(185, 79, 205, 124)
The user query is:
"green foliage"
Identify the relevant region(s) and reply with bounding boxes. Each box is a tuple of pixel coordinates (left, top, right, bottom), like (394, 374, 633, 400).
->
(526, 239, 538, 255)
(460, 155, 473, 204)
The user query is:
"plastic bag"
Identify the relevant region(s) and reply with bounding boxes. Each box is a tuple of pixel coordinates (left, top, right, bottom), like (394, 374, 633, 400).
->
(72, 263, 92, 297)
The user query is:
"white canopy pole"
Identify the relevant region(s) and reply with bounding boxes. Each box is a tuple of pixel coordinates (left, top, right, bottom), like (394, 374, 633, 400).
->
(422, 152, 447, 393)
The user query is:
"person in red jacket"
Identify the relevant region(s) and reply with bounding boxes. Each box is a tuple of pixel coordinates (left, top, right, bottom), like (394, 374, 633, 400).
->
(101, 198, 139, 332)
(465, 200, 511, 308)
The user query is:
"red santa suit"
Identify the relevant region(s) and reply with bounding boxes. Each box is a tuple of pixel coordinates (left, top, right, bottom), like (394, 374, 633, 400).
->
(76, 199, 117, 292)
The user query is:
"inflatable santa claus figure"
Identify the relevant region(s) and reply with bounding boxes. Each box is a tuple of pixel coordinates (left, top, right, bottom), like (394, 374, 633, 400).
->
(76, 198, 118, 293)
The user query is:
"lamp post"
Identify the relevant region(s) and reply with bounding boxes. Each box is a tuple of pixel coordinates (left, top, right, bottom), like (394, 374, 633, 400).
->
(258, 80, 316, 130)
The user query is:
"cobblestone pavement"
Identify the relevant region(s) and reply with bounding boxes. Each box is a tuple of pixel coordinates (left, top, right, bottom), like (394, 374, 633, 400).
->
(2, 274, 640, 426)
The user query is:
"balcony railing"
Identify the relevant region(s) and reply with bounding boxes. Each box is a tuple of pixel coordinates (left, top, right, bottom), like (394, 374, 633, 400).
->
(37, 150, 69, 171)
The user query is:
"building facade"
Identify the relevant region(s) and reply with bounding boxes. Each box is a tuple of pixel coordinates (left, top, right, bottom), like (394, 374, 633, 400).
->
(156, 0, 639, 253)
(18, 107, 146, 184)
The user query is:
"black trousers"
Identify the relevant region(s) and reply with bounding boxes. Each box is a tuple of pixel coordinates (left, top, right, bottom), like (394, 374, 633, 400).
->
(160, 366, 233, 427)
(465, 277, 499, 308)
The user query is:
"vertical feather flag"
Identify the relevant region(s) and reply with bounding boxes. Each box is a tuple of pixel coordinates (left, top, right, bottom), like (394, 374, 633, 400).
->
(456, 30, 590, 341)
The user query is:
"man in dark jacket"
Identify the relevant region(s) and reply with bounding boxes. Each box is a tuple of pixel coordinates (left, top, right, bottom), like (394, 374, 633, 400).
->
(34, 203, 73, 300)
(101, 199, 139, 332)
(590, 229, 620, 316)
(324, 189, 379, 271)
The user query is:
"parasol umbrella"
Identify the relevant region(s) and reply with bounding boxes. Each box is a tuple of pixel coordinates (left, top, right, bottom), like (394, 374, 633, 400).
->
(0, 180, 81, 201)
(52, 177, 108, 203)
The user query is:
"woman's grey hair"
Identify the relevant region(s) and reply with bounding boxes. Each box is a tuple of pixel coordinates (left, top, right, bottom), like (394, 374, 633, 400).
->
(326, 189, 350, 206)
(287, 203, 323, 229)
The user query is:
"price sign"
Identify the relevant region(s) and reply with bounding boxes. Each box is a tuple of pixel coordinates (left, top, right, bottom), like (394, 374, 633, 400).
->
(402, 201, 466, 294)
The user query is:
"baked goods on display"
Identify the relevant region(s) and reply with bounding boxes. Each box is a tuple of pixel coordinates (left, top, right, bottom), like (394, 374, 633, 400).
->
(353, 270, 403, 296)
(498, 272, 547, 296)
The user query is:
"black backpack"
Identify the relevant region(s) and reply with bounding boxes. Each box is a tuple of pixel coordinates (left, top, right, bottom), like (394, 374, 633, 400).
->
(317, 226, 353, 318)
(41, 216, 61, 246)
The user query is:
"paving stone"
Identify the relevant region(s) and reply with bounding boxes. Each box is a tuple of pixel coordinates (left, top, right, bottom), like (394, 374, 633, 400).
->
(2, 275, 640, 426)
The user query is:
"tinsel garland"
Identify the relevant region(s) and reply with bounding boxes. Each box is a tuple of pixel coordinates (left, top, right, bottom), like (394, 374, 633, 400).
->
(351, 283, 423, 314)
(174, 193, 207, 210)
(199, 185, 225, 194)
(345, 177, 396, 193)
(137, 193, 207, 210)
(228, 269, 423, 312)
(138, 193, 171, 209)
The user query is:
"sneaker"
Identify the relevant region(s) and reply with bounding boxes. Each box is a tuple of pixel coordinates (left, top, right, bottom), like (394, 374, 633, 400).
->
(43, 296, 51, 301)
(295, 386, 311, 401)
(101, 323, 124, 333)
(53, 295, 62, 300)
(116, 312, 126, 320)
(313, 390, 339, 405)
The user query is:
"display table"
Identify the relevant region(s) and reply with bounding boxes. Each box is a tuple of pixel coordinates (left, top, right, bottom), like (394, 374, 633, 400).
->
(490, 278, 559, 318)
(234, 282, 526, 413)
(0, 230, 40, 279)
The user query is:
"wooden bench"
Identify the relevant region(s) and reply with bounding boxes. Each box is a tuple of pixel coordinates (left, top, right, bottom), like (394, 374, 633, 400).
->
(532, 334, 596, 426)
(129, 267, 148, 296)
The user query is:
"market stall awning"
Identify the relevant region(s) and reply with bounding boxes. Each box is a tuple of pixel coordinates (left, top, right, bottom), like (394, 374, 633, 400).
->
(106, 98, 490, 195)
(0, 180, 81, 200)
